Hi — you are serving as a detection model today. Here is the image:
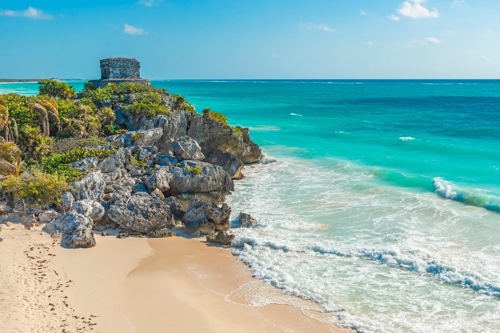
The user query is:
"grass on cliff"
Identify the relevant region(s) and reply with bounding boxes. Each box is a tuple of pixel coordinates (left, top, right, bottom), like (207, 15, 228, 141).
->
(203, 108, 228, 126)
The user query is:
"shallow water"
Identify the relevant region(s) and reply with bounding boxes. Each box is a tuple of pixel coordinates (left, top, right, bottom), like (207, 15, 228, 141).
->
(4, 79, 500, 333)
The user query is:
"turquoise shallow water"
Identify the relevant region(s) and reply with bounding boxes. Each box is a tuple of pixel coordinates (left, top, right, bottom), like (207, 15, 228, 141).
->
(3, 80, 500, 332)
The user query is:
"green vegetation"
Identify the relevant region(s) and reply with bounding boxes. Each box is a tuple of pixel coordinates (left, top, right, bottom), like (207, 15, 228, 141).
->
(1, 169, 70, 208)
(232, 126, 244, 137)
(40, 147, 113, 181)
(186, 164, 203, 175)
(0, 79, 231, 207)
(0, 141, 21, 176)
(203, 108, 228, 126)
(38, 79, 77, 100)
(130, 156, 147, 168)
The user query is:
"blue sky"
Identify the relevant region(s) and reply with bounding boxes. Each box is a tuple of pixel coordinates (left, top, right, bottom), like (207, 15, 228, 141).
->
(1, 0, 499, 79)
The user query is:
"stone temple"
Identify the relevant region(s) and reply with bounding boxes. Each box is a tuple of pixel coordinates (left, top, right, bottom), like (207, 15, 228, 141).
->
(90, 58, 150, 88)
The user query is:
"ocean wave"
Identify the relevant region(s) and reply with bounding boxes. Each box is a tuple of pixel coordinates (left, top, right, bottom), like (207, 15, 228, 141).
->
(289, 112, 303, 117)
(433, 178, 500, 213)
(248, 125, 281, 131)
(309, 245, 500, 298)
(398, 136, 415, 142)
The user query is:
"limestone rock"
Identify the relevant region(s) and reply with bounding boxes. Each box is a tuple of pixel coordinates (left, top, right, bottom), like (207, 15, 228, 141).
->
(238, 212, 257, 228)
(72, 171, 105, 201)
(46, 212, 96, 248)
(182, 200, 231, 232)
(72, 200, 105, 223)
(169, 161, 233, 195)
(207, 231, 235, 245)
(99, 149, 127, 173)
(187, 115, 262, 164)
(69, 157, 98, 172)
(204, 150, 244, 179)
(169, 136, 205, 161)
(106, 192, 174, 234)
(164, 196, 188, 219)
(145, 167, 172, 192)
(60, 192, 75, 212)
(38, 210, 59, 224)
(146, 227, 174, 238)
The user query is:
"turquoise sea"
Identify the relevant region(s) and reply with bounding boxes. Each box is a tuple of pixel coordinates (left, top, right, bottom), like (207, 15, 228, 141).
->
(2, 80, 499, 333)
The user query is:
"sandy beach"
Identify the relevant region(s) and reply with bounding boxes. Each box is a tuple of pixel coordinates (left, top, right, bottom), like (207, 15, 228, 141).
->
(0, 223, 348, 333)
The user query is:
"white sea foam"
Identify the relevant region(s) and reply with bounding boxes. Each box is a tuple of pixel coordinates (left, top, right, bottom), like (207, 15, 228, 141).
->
(289, 112, 303, 117)
(228, 154, 500, 333)
(399, 136, 415, 142)
(248, 125, 281, 131)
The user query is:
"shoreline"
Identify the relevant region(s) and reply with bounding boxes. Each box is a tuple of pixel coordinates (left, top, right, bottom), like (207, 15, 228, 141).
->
(0, 223, 349, 333)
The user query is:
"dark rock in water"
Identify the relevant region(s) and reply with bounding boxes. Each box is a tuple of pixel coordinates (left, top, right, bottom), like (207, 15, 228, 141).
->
(169, 136, 205, 161)
(72, 200, 105, 223)
(238, 212, 257, 228)
(169, 161, 234, 195)
(106, 192, 174, 234)
(188, 114, 262, 164)
(204, 150, 244, 180)
(46, 213, 96, 248)
(182, 200, 231, 233)
(207, 231, 235, 245)
(72, 171, 105, 201)
(70, 157, 99, 172)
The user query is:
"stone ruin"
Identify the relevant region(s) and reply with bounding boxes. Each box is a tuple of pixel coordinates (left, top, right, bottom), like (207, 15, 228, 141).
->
(89, 57, 150, 88)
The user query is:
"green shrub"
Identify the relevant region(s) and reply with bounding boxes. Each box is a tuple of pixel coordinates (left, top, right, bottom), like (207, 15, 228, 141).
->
(203, 108, 228, 126)
(123, 90, 171, 117)
(38, 79, 76, 100)
(0, 141, 21, 176)
(40, 147, 113, 180)
(1, 169, 70, 208)
(186, 164, 203, 175)
(233, 126, 244, 136)
(130, 156, 147, 168)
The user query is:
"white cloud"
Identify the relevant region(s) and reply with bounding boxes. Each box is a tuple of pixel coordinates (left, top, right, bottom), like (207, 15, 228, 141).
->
(300, 22, 335, 33)
(425, 36, 441, 44)
(139, 0, 162, 7)
(452, 0, 466, 8)
(124, 24, 146, 36)
(397, 0, 439, 19)
(0, 6, 52, 20)
(388, 14, 401, 21)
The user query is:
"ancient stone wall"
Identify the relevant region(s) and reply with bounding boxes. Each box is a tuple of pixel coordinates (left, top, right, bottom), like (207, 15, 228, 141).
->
(100, 58, 141, 80)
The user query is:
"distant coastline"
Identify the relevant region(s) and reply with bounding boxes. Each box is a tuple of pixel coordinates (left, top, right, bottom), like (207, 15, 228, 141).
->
(0, 79, 82, 83)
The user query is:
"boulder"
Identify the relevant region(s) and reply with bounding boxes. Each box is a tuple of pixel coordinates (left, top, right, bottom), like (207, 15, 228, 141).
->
(38, 210, 59, 224)
(60, 192, 75, 212)
(130, 128, 163, 147)
(146, 227, 174, 238)
(169, 161, 234, 195)
(182, 200, 231, 232)
(169, 136, 205, 161)
(238, 212, 257, 228)
(72, 200, 105, 223)
(204, 150, 244, 179)
(106, 192, 174, 234)
(145, 167, 172, 192)
(72, 171, 105, 201)
(99, 149, 127, 173)
(187, 114, 262, 164)
(207, 231, 234, 245)
(164, 196, 188, 219)
(45, 212, 96, 248)
(70, 157, 99, 172)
